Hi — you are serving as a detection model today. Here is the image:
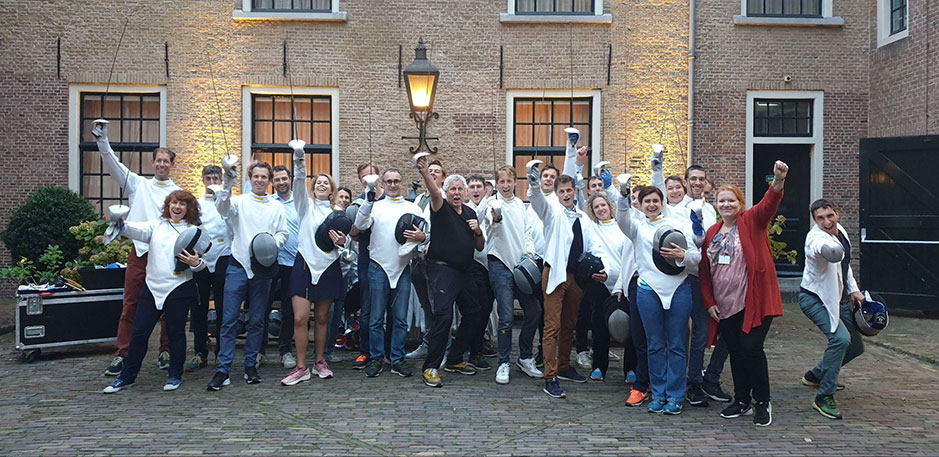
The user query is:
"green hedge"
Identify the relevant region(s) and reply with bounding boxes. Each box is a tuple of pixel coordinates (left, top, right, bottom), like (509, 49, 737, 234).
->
(2, 187, 98, 264)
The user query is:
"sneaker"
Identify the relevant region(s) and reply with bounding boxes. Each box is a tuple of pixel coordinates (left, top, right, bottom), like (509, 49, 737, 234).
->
(244, 366, 262, 384)
(495, 363, 510, 384)
(256, 353, 265, 365)
(664, 401, 683, 415)
(813, 395, 843, 420)
(163, 378, 182, 391)
(422, 368, 442, 387)
(185, 354, 207, 372)
(648, 399, 666, 413)
(557, 367, 587, 383)
(104, 356, 125, 377)
(575, 351, 592, 370)
(157, 351, 170, 371)
(702, 380, 733, 402)
(324, 352, 342, 363)
(365, 359, 383, 377)
(391, 361, 413, 377)
(535, 351, 544, 369)
(481, 340, 498, 358)
(281, 366, 312, 386)
(720, 401, 753, 419)
(753, 401, 772, 426)
(589, 368, 604, 381)
(406, 343, 429, 359)
(626, 388, 650, 407)
(352, 354, 370, 370)
(686, 383, 709, 406)
(516, 358, 543, 379)
(543, 378, 566, 398)
(608, 350, 621, 362)
(282, 353, 297, 369)
(467, 356, 492, 371)
(625, 370, 637, 384)
(802, 370, 845, 390)
(313, 360, 333, 379)
(102, 378, 133, 394)
(443, 362, 477, 375)
(206, 371, 231, 391)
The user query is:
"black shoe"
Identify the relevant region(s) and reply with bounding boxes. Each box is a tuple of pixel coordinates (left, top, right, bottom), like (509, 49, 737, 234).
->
(365, 359, 383, 377)
(720, 401, 753, 419)
(104, 355, 125, 377)
(467, 356, 492, 371)
(391, 361, 413, 377)
(802, 370, 845, 390)
(753, 401, 772, 426)
(543, 378, 566, 398)
(702, 380, 733, 402)
(557, 367, 587, 383)
(206, 371, 230, 391)
(686, 383, 710, 407)
(480, 341, 498, 358)
(244, 366, 262, 384)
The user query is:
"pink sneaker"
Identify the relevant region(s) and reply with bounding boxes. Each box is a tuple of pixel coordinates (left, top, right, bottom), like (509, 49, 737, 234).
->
(280, 366, 311, 386)
(314, 360, 333, 379)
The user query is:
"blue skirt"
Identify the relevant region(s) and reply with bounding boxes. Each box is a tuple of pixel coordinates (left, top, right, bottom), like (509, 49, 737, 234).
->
(289, 253, 343, 301)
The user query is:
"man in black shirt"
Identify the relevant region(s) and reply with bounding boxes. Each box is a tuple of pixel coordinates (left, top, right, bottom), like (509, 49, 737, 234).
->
(415, 155, 486, 388)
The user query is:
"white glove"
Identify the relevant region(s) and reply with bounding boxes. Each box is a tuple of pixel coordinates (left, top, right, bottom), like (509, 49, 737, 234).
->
(288, 139, 306, 160)
(650, 144, 665, 174)
(616, 173, 633, 197)
(526, 159, 543, 187)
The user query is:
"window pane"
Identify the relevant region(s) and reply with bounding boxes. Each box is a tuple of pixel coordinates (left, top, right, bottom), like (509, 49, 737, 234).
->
(517, 0, 535, 13)
(782, 101, 796, 117)
(799, 118, 811, 135)
(553, 102, 571, 124)
(109, 119, 123, 142)
(536, 0, 552, 12)
(534, 101, 551, 123)
(557, 0, 573, 13)
(84, 95, 102, 119)
(516, 101, 533, 123)
(515, 125, 533, 147)
(765, 0, 782, 14)
(274, 97, 292, 120)
(803, 0, 820, 16)
(552, 125, 567, 147)
(578, 127, 590, 146)
(123, 96, 141, 118)
(254, 0, 273, 9)
(273, 0, 291, 9)
(294, 98, 312, 121)
(534, 125, 551, 147)
(769, 119, 782, 135)
(82, 151, 101, 173)
(313, 122, 331, 145)
(298, 122, 313, 144)
(122, 120, 141, 143)
(313, 99, 330, 121)
(255, 96, 273, 119)
(747, 0, 763, 15)
(783, 118, 797, 135)
(255, 121, 273, 143)
(572, 101, 590, 123)
(82, 176, 100, 198)
(783, 0, 799, 14)
(573, 0, 592, 13)
(313, 0, 330, 9)
(312, 153, 331, 175)
(274, 121, 292, 144)
(755, 118, 767, 135)
(142, 120, 159, 143)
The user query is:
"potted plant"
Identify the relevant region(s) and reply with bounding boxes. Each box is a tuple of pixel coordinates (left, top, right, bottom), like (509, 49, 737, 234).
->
(61, 220, 132, 290)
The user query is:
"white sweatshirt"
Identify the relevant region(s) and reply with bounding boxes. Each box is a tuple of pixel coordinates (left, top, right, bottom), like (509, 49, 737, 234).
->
(615, 199, 700, 310)
(123, 219, 205, 309)
(355, 196, 424, 288)
(198, 194, 232, 273)
(215, 186, 288, 280)
(485, 193, 534, 270)
(97, 139, 180, 255)
(801, 223, 860, 333)
(585, 218, 635, 294)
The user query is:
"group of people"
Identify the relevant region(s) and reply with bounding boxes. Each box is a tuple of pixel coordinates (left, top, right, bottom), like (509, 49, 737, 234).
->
(91, 120, 870, 426)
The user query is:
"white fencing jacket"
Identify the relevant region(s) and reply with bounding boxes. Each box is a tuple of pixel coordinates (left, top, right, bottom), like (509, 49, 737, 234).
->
(485, 193, 534, 270)
(801, 223, 860, 333)
(123, 219, 205, 309)
(585, 218, 635, 294)
(216, 184, 288, 280)
(198, 193, 232, 273)
(355, 196, 424, 288)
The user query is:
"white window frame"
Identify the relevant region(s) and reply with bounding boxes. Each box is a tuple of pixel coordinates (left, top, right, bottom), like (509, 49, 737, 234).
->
(745, 90, 823, 209)
(734, 0, 844, 26)
(67, 84, 168, 193)
(242, 86, 340, 177)
(501, 0, 612, 23)
(505, 89, 603, 172)
(234, 0, 346, 21)
(877, 0, 909, 48)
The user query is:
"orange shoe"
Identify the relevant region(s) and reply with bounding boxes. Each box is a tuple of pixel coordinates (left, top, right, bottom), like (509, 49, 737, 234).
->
(352, 354, 369, 370)
(626, 388, 650, 407)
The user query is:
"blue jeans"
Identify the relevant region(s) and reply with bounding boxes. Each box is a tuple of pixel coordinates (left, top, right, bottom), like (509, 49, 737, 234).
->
(799, 291, 865, 397)
(687, 275, 708, 385)
(489, 258, 541, 365)
(368, 262, 411, 363)
(703, 335, 729, 384)
(218, 262, 271, 374)
(637, 278, 692, 403)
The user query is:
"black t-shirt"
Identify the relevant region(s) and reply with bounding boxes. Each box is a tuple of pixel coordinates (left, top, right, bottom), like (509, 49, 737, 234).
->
(428, 201, 477, 269)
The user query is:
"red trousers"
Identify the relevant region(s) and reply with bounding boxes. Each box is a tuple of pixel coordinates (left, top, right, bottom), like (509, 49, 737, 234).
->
(115, 248, 168, 356)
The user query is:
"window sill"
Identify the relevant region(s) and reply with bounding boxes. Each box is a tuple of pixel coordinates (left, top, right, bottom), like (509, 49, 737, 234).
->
(232, 10, 347, 21)
(500, 13, 612, 24)
(733, 15, 844, 27)
(877, 30, 909, 48)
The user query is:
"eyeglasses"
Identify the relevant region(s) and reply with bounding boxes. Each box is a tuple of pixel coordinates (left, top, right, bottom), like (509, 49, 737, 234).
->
(384, 179, 402, 185)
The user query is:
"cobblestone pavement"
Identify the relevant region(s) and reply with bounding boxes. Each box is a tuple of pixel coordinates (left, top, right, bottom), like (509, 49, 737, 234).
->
(1, 300, 938, 456)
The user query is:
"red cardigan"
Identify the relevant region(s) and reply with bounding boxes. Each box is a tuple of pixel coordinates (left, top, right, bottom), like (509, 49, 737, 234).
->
(699, 186, 784, 346)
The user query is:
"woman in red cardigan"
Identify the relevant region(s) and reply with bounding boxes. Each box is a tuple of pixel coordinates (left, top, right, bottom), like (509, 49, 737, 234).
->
(698, 160, 788, 427)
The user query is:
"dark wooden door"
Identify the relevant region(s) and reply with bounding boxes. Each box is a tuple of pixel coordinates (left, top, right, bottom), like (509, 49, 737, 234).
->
(860, 135, 939, 313)
(753, 144, 811, 275)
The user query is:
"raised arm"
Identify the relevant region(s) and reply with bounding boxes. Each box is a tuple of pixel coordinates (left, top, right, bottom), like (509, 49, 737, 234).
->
(749, 161, 788, 228)
(527, 164, 553, 223)
(121, 220, 155, 244)
(290, 140, 311, 217)
(614, 174, 639, 240)
(215, 159, 238, 218)
(91, 121, 141, 192)
(415, 154, 444, 213)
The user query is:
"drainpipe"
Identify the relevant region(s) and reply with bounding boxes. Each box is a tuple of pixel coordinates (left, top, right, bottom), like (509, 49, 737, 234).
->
(688, 0, 696, 165)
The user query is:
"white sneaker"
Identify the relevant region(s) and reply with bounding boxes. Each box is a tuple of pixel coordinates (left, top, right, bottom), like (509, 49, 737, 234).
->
(576, 351, 592, 370)
(608, 350, 621, 362)
(281, 353, 297, 369)
(162, 378, 181, 391)
(516, 358, 543, 379)
(406, 342, 428, 359)
(496, 363, 510, 385)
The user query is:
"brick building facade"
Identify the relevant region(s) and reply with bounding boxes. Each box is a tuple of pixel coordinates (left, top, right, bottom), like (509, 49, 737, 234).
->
(0, 0, 934, 284)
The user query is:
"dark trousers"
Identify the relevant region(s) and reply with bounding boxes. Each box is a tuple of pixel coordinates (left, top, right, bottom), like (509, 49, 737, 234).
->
(262, 264, 295, 356)
(703, 335, 730, 384)
(580, 281, 611, 374)
(467, 262, 493, 359)
(628, 275, 649, 392)
(411, 256, 433, 345)
(116, 249, 168, 355)
(119, 283, 194, 384)
(719, 310, 773, 405)
(423, 262, 485, 370)
(192, 255, 229, 357)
